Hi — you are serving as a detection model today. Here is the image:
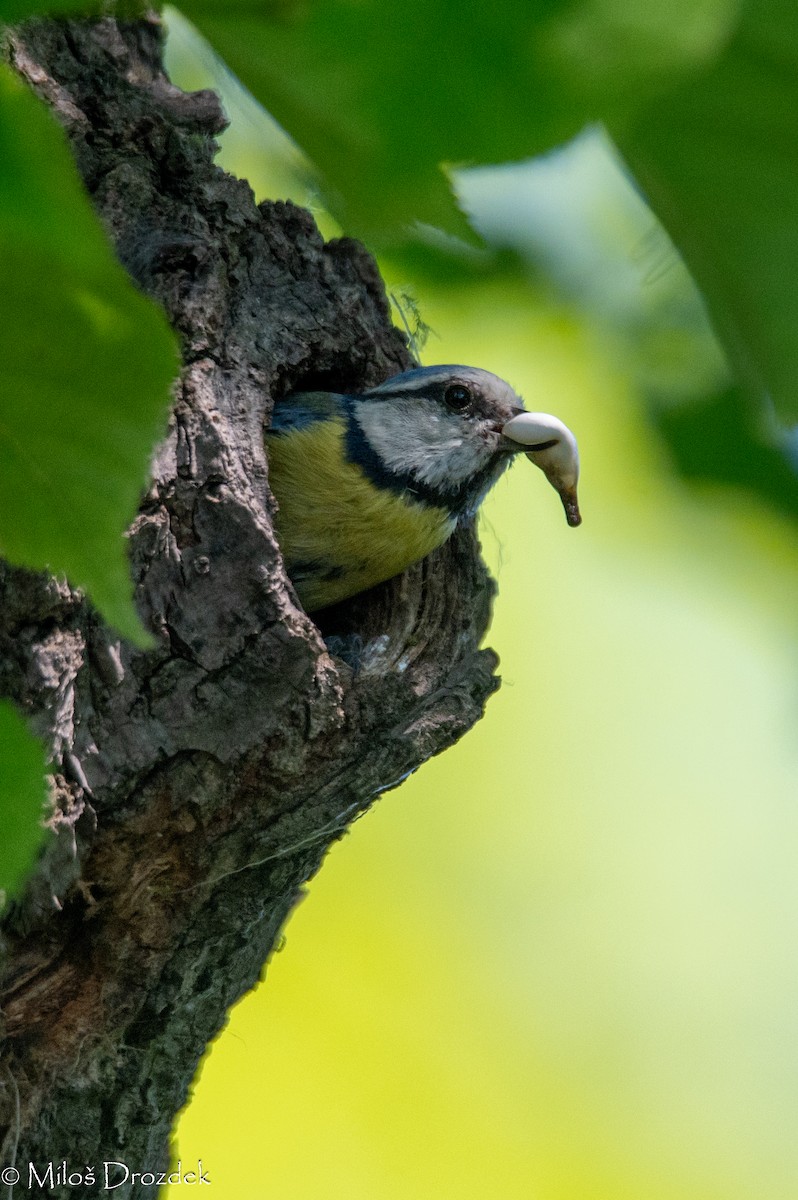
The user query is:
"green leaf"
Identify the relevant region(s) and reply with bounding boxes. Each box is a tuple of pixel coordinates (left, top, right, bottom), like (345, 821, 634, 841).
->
(0, 0, 100, 20)
(653, 386, 798, 521)
(178, 0, 736, 243)
(0, 0, 153, 20)
(172, 0, 798, 498)
(618, 0, 798, 421)
(0, 66, 178, 643)
(0, 701, 47, 902)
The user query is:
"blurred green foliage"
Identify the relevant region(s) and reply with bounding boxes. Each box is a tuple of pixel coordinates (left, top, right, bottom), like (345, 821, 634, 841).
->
(656, 386, 798, 521)
(0, 0, 152, 17)
(0, 65, 178, 643)
(174, 0, 798, 526)
(0, 0, 96, 17)
(180, 0, 738, 241)
(0, 701, 47, 899)
(451, 133, 798, 528)
(620, 0, 798, 422)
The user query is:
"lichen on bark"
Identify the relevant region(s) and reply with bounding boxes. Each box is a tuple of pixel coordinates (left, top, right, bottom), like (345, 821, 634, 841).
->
(0, 15, 499, 1195)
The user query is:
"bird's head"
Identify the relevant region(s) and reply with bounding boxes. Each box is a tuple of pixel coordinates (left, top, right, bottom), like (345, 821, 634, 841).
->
(349, 365, 581, 524)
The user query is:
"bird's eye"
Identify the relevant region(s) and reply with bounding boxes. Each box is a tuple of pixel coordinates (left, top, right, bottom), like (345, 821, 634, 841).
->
(443, 383, 472, 413)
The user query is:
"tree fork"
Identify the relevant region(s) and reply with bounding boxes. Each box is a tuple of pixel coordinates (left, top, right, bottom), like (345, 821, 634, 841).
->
(0, 15, 499, 1195)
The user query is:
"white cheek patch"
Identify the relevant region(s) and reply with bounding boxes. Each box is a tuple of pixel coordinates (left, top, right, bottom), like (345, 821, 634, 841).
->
(354, 399, 493, 490)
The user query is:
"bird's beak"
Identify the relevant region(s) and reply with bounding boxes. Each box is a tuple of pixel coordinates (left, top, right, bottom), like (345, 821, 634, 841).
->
(501, 412, 582, 527)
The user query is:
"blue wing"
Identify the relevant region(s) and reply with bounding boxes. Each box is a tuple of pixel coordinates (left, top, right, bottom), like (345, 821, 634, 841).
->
(268, 390, 345, 436)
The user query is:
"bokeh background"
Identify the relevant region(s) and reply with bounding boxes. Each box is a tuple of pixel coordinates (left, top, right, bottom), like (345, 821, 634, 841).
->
(163, 13, 798, 1199)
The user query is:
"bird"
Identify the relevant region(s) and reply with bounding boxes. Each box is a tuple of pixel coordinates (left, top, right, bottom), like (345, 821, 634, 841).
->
(265, 364, 580, 612)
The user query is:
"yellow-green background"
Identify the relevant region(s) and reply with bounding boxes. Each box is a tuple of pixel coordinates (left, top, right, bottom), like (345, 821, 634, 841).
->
(166, 17, 798, 1199)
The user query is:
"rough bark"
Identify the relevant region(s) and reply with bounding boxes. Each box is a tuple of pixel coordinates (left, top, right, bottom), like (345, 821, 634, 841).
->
(0, 15, 499, 1197)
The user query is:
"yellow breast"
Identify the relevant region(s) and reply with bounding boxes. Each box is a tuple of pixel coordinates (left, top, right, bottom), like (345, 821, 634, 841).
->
(266, 417, 455, 610)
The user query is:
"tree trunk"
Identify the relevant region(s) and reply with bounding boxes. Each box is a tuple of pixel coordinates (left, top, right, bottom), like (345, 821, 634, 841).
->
(0, 15, 498, 1196)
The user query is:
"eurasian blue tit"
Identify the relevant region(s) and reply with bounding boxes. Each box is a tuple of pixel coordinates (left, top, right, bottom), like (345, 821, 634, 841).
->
(266, 364, 580, 612)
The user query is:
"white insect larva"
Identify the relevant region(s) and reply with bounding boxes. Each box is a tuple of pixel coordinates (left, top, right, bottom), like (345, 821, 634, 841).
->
(501, 412, 581, 527)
